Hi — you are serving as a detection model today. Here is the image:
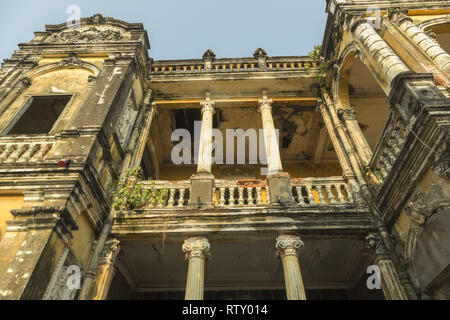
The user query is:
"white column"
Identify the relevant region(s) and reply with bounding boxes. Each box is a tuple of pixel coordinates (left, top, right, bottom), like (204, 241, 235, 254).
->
(276, 234, 307, 300)
(197, 92, 215, 173)
(258, 91, 283, 175)
(365, 233, 408, 300)
(351, 18, 410, 87)
(393, 12, 450, 75)
(341, 107, 372, 166)
(182, 237, 211, 300)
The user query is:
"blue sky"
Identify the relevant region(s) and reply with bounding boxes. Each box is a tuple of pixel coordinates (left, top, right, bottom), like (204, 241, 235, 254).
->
(0, 0, 328, 61)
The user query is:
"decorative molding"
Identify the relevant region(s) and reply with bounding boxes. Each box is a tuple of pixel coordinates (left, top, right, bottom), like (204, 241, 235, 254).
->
(182, 237, 211, 260)
(58, 53, 82, 67)
(275, 234, 304, 258)
(365, 232, 390, 258)
(253, 48, 267, 58)
(99, 239, 120, 266)
(45, 26, 131, 43)
(404, 183, 448, 233)
(43, 247, 81, 300)
(84, 13, 107, 25)
(27, 58, 100, 79)
(258, 90, 273, 112)
(200, 91, 215, 114)
(417, 15, 450, 32)
(432, 135, 450, 177)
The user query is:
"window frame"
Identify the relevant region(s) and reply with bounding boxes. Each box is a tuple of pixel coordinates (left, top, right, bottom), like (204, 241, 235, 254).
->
(2, 93, 76, 136)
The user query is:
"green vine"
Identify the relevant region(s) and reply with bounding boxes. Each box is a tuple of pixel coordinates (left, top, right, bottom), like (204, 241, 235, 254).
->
(110, 167, 168, 210)
(305, 45, 333, 89)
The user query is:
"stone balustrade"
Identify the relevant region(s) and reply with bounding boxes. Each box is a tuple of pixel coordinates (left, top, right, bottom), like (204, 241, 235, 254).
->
(142, 180, 191, 208)
(291, 177, 353, 205)
(140, 176, 356, 210)
(0, 136, 54, 164)
(214, 179, 268, 207)
(370, 113, 407, 184)
(151, 57, 316, 75)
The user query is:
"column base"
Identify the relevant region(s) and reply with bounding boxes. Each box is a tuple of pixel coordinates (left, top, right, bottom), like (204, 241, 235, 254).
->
(188, 173, 215, 208)
(266, 172, 294, 206)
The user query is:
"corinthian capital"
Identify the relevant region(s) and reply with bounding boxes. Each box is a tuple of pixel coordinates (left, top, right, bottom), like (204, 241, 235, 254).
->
(340, 106, 357, 120)
(182, 237, 211, 260)
(388, 9, 411, 25)
(275, 234, 304, 257)
(200, 91, 215, 114)
(258, 90, 273, 112)
(365, 232, 389, 258)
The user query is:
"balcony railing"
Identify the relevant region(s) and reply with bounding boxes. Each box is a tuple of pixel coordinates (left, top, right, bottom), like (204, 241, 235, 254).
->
(370, 111, 407, 184)
(151, 57, 317, 75)
(0, 135, 55, 164)
(143, 180, 191, 208)
(214, 179, 268, 207)
(140, 176, 354, 210)
(291, 177, 353, 205)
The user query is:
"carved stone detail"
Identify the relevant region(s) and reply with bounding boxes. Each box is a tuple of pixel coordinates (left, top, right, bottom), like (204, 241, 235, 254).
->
(275, 234, 304, 257)
(99, 239, 120, 266)
(340, 106, 357, 120)
(432, 136, 450, 177)
(258, 91, 273, 112)
(46, 26, 130, 43)
(404, 183, 447, 233)
(43, 247, 80, 300)
(59, 54, 82, 67)
(365, 232, 390, 258)
(84, 13, 107, 25)
(182, 237, 211, 260)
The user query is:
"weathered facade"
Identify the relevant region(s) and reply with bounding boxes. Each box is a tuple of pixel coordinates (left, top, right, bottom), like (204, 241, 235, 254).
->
(0, 0, 449, 300)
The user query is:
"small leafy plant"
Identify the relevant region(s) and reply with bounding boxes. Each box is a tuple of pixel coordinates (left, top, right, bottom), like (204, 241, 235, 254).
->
(111, 167, 168, 210)
(306, 45, 333, 89)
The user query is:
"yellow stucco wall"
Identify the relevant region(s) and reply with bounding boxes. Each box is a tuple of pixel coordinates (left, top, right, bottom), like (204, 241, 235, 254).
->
(394, 168, 450, 245)
(71, 213, 96, 269)
(0, 194, 24, 241)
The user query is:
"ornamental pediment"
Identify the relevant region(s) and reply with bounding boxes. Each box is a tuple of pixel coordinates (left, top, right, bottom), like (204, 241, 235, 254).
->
(44, 25, 131, 43)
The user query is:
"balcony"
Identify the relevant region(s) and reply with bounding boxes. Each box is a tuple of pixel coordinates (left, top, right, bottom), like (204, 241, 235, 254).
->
(0, 135, 55, 165)
(129, 176, 355, 212)
(151, 56, 317, 75)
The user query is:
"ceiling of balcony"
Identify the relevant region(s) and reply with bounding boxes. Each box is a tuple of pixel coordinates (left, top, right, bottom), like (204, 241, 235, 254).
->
(348, 59, 390, 150)
(114, 235, 372, 293)
(149, 103, 339, 179)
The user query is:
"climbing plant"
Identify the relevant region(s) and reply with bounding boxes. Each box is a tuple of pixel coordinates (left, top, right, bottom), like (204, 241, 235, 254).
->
(110, 167, 168, 210)
(305, 45, 333, 89)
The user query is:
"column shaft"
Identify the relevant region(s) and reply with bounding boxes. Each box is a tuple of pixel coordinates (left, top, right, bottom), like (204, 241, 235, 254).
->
(321, 91, 368, 202)
(395, 14, 450, 75)
(366, 233, 409, 300)
(129, 91, 156, 169)
(352, 19, 410, 87)
(197, 94, 215, 173)
(185, 256, 206, 300)
(342, 108, 372, 166)
(377, 258, 408, 300)
(276, 235, 306, 300)
(281, 254, 307, 300)
(182, 237, 210, 300)
(258, 91, 283, 174)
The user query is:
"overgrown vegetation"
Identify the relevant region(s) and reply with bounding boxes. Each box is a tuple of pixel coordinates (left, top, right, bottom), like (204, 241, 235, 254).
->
(305, 45, 333, 89)
(111, 167, 168, 210)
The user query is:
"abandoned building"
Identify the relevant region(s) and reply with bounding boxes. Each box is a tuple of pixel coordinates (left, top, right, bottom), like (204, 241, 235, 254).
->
(0, 0, 449, 300)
